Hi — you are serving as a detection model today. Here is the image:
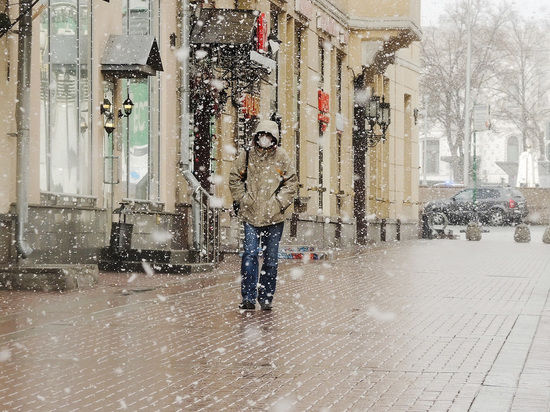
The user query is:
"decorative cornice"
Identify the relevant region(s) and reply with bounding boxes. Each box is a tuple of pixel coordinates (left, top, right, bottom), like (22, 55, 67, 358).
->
(348, 17, 421, 39)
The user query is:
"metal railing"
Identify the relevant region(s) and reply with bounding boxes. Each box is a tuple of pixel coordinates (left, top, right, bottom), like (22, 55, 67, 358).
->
(190, 185, 220, 264)
(184, 170, 220, 265)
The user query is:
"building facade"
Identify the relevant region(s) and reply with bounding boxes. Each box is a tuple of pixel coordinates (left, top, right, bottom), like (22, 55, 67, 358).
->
(419, 121, 550, 188)
(0, 0, 421, 269)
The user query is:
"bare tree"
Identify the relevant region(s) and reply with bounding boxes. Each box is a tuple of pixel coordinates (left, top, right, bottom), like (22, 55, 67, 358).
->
(489, 18, 550, 156)
(421, 0, 513, 181)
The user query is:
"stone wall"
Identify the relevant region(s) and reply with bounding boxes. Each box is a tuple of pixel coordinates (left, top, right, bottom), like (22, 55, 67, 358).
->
(220, 213, 357, 253)
(7, 205, 109, 265)
(220, 213, 419, 253)
(0, 204, 185, 265)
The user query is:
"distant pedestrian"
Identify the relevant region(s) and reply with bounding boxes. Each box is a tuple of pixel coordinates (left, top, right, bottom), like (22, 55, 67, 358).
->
(229, 120, 298, 310)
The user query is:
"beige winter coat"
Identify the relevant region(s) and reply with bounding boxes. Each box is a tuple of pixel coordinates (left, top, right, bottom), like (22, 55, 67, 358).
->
(229, 145, 298, 227)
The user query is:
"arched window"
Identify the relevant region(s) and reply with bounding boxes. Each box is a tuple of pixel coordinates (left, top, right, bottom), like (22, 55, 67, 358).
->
(507, 136, 519, 163)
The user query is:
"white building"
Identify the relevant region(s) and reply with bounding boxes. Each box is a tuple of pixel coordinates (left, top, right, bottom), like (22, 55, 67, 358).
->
(420, 119, 550, 188)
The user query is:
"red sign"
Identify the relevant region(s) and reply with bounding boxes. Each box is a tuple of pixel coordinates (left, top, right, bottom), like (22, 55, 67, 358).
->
(242, 93, 259, 118)
(318, 90, 330, 131)
(318, 90, 329, 113)
(256, 13, 267, 53)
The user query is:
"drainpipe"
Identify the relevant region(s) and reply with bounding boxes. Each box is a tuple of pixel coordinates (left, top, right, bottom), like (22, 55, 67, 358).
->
(15, 0, 33, 259)
(179, 0, 201, 251)
(179, 0, 190, 171)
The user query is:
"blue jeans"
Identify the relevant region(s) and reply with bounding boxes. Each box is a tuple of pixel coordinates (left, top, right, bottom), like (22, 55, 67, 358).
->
(241, 221, 284, 304)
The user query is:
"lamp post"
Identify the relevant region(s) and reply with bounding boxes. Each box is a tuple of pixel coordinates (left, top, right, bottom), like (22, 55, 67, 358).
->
(472, 103, 490, 223)
(99, 95, 134, 189)
(463, 0, 472, 185)
(119, 94, 134, 196)
(353, 85, 392, 244)
(100, 94, 135, 256)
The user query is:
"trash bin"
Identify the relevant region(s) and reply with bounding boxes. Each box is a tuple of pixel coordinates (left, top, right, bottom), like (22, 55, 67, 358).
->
(110, 203, 133, 256)
(109, 221, 133, 252)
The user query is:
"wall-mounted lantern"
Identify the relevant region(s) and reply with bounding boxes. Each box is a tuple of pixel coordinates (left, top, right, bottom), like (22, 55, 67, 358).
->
(100, 98, 112, 115)
(99, 96, 134, 134)
(104, 113, 115, 135)
(119, 95, 134, 118)
(365, 95, 390, 147)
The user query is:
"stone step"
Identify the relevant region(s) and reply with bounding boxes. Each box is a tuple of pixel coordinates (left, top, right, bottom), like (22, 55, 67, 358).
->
(98, 248, 214, 274)
(98, 260, 215, 274)
(0, 264, 98, 291)
(100, 247, 171, 263)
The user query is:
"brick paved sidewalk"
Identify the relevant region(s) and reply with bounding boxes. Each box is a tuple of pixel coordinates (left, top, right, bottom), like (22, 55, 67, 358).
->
(0, 227, 549, 411)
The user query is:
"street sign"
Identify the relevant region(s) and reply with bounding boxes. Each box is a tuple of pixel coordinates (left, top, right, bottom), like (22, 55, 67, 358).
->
(473, 104, 490, 131)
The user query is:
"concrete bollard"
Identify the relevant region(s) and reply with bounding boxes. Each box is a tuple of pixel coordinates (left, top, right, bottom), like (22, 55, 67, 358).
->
(466, 222, 482, 241)
(543, 226, 550, 244)
(514, 223, 531, 243)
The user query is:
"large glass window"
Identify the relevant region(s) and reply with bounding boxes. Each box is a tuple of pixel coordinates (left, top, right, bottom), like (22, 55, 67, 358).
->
(118, 0, 159, 201)
(120, 79, 150, 199)
(40, 0, 91, 195)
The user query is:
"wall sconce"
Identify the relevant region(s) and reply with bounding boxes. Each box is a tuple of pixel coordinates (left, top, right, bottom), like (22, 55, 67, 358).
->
(118, 95, 134, 118)
(100, 98, 114, 134)
(268, 33, 281, 56)
(365, 95, 391, 147)
(104, 113, 115, 134)
(99, 95, 134, 134)
(100, 98, 112, 115)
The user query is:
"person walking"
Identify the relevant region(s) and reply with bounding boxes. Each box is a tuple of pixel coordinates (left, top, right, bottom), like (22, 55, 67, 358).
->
(229, 119, 298, 310)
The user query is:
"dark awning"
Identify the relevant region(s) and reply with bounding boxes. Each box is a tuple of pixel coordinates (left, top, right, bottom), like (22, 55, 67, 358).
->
(190, 9, 258, 46)
(101, 35, 163, 78)
(189, 9, 275, 72)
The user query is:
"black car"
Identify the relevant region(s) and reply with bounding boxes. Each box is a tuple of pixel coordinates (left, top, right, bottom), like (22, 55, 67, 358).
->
(423, 186, 528, 226)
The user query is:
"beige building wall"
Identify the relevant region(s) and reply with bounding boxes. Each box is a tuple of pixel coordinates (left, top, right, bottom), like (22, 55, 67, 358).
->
(158, 0, 180, 213)
(91, 1, 119, 210)
(213, 0, 420, 242)
(0, 14, 17, 213)
(0, 0, 420, 265)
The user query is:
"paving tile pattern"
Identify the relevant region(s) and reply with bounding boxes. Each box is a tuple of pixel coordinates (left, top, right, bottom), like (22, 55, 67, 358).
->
(0, 229, 549, 411)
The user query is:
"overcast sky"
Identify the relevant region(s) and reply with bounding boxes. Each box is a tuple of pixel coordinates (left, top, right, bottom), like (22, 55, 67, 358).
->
(421, 0, 550, 26)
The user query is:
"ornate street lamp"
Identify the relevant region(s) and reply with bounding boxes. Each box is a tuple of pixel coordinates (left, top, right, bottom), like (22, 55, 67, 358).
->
(99, 96, 134, 134)
(104, 112, 115, 135)
(119, 95, 134, 118)
(100, 98, 113, 115)
(365, 95, 390, 147)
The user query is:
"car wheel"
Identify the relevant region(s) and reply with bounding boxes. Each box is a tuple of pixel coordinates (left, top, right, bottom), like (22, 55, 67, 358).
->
(428, 211, 448, 229)
(487, 209, 505, 226)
